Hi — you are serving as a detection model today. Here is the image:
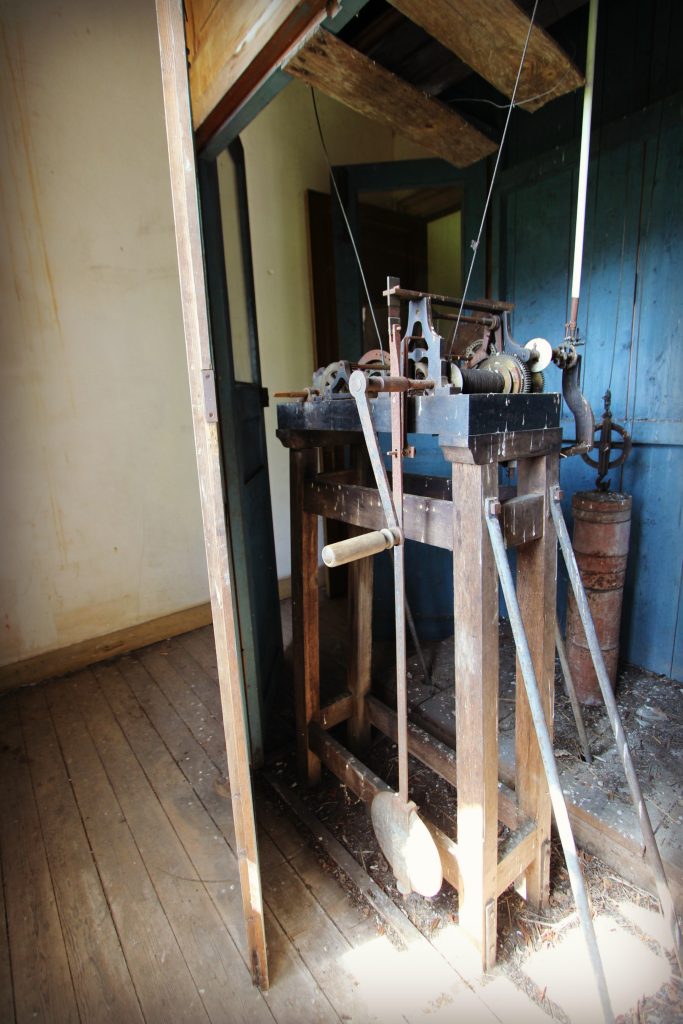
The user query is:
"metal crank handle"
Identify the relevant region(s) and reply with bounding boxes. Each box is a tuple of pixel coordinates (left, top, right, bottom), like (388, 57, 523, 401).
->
(322, 528, 399, 568)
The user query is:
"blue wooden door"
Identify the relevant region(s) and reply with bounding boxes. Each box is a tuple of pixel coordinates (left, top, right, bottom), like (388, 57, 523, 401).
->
(493, 98, 683, 677)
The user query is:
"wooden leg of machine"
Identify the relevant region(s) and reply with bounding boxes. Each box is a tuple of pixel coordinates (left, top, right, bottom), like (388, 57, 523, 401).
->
(452, 461, 499, 971)
(515, 454, 558, 907)
(347, 447, 373, 756)
(290, 448, 321, 786)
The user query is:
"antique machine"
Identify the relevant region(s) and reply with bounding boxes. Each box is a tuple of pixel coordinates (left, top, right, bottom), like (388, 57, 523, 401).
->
(277, 276, 590, 957)
(276, 271, 682, 1020)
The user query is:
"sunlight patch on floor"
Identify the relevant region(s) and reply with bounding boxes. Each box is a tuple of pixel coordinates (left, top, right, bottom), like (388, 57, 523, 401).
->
(523, 914, 671, 1022)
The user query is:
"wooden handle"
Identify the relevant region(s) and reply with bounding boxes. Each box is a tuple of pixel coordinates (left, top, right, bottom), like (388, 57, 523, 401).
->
(322, 529, 397, 568)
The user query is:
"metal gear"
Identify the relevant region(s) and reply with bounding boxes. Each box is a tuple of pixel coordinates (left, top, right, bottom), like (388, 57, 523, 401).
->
(478, 353, 531, 394)
(530, 371, 545, 393)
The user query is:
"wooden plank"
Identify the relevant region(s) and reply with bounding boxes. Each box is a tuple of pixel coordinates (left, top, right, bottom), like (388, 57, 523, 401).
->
(0, 851, 14, 1024)
(284, 28, 497, 168)
(0, 602, 212, 693)
(496, 827, 538, 898)
(450, 461, 499, 971)
(17, 688, 145, 1024)
(113, 652, 339, 1024)
(305, 478, 452, 549)
(320, 692, 353, 729)
(365, 695, 525, 832)
(0, 696, 79, 1024)
(155, 0, 268, 985)
(138, 647, 228, 770)
(188, 0, 328, 142)
(501, 493, 544, 548)
(308, 723, 463, 892)
(46, 673, 212, 1024)
(346, 451, 373, 754)
(515, 455, 556, 908)
(69, 668, 273, 1024)
(95, 660, 331, 1024)
(290, 449, 321, 784)
(389, 0, 583, 112)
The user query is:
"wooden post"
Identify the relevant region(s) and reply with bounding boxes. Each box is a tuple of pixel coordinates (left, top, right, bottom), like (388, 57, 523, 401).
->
(515, 454, 557, 907)
(154, 0, 268, 987)
(347, 448, 373, 755)
(450, 459, 499, 971)
(290, 448, 321, 785)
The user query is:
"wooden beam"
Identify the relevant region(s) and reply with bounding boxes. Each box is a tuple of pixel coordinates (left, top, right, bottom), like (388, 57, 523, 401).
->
(155, 0, 269, 988)
(187, 0, 327, 135)
(0, 604, 212, 694)
(388, 0, 583, 112)
(284, 28, 497, 168)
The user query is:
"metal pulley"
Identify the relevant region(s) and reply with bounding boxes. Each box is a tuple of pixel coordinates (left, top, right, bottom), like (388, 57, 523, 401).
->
(581, 389, 632, 490)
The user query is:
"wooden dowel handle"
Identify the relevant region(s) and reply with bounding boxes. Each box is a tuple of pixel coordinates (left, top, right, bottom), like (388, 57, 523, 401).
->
(322, 529, 398, 568)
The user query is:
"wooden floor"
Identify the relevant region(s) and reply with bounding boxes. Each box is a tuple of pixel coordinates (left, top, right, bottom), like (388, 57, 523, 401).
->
(0, 626, 538, 1024)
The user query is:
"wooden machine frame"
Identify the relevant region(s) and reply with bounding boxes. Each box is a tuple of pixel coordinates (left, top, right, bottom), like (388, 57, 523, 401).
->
(279, 419, 559, 970)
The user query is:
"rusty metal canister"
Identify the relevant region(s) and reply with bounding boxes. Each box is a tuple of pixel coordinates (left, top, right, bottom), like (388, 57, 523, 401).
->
(565, 491, 632, 704)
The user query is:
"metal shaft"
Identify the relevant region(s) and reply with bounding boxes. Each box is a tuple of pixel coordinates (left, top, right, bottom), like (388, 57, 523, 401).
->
(550, 489, 683, 972)
(485, 505, 614, 1024)
(389, 323, 409, 805)
(555, 621, 593, 763)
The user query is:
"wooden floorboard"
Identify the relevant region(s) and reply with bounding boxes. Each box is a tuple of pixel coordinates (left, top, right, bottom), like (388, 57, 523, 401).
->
(17, 687, 145, 1024)
(0, 696, 79, 1024)
(46, 672, 212, 1024)
(113, 653, 340, 1024)
(70, 667, 271, 1024)
(0, 852, 15, 1024)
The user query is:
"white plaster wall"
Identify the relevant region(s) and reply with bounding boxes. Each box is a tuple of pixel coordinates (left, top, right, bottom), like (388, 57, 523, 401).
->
(240, 81, 430, 579)
(0, 0, 209, 665)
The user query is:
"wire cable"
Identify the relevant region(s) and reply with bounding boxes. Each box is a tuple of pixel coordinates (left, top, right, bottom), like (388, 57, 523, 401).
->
(447, 0, 540, 358)
(310, 88, 385, 359)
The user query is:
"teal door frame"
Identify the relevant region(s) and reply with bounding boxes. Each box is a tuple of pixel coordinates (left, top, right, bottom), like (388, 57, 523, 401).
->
(198, 143, 283, 765)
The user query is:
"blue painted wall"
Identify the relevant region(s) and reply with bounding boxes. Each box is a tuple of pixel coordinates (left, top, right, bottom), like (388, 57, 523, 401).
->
(492, 97, 683, 678)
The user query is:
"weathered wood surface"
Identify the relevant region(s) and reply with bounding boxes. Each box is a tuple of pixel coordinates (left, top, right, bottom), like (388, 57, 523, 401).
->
(305, 477, 452, 549)
(365, 695, 524, 832)
(451, 461, 500, 971)
(0, 697, 80, 1024)
(501, 493, 545, 548)
(514, 456, 557, 908)
(155, 0, 268, 985)
(290, 449, 322, 785)
(389, 0, 583, 111)
(186, 0, 325, 133)
(284, 28, 497, 168)
(0, 601, 212, 693)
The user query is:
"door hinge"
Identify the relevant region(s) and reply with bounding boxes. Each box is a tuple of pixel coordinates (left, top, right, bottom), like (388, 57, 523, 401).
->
(202, 369, 218, 423)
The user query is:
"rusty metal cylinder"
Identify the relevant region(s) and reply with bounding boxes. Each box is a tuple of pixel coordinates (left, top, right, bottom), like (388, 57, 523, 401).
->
(565, 491, 632, 705)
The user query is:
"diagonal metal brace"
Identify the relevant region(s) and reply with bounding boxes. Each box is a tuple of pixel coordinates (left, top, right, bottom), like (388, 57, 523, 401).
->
(485, 499, 614, 1024)
(550, 486, 683, 973)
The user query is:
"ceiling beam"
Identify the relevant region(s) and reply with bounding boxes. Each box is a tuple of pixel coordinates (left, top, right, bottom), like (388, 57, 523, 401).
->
(388, 0, 583, 111)
(284, 28, 497, 168)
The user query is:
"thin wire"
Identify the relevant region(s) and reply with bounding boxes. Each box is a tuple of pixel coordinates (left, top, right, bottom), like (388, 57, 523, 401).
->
(447, 0, 540, 358)
(451, 63, 576, 112)
(310, 88, 385, 358)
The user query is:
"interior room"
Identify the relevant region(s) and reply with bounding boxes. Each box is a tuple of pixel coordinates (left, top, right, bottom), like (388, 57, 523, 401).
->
(1, 0, 681, 1021)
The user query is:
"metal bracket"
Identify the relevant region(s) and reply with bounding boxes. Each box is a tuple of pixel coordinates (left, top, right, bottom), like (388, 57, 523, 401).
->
(202, 369, 218, 423)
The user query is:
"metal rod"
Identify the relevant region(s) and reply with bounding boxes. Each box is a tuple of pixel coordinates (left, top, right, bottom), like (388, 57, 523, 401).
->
(390, 323, 409, 805)
(550, 489, 683, 972)
(569, 0, 599, 333)
(383, 285, 514, 315)
(405, 598, 431, 688)
(555, 620, 593, 763)
(485, 504, 614, 1024)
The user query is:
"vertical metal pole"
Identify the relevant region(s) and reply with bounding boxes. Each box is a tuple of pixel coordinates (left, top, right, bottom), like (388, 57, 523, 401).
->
(551, 489, 683, 972)
(485, 502, 614, 1024)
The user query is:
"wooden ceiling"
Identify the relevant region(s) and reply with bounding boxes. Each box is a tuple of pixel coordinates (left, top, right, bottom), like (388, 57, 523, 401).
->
(186, 0, 585, 166)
